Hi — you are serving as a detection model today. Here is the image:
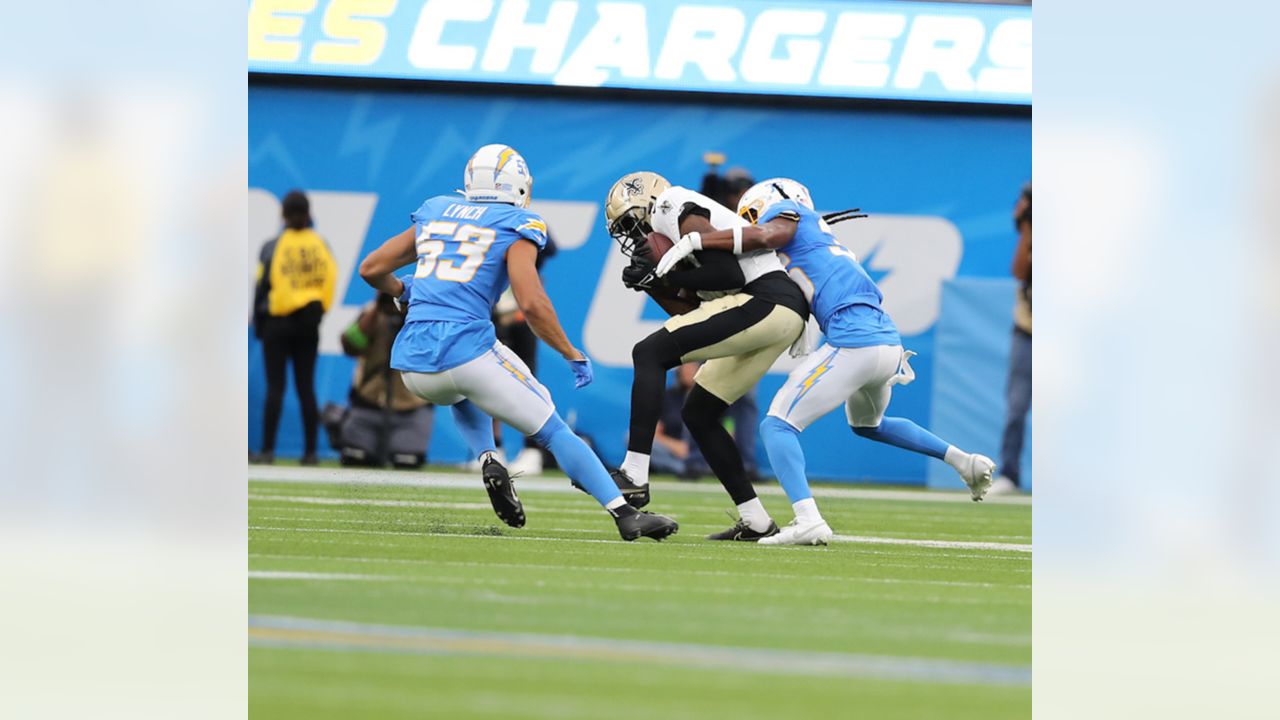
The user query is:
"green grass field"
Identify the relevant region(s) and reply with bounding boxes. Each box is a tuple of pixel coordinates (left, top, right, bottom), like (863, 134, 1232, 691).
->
(249, 466, 1031, 719)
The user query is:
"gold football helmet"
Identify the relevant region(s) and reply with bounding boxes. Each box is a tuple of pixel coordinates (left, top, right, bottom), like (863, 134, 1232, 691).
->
(604, 171, 670, 256)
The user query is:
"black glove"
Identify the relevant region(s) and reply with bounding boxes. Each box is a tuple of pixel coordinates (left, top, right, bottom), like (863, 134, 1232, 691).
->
(622, 254, 660, 291)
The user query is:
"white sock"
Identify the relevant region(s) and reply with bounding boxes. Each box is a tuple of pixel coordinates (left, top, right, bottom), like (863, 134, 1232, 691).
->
(621, 451, 651, 486)
(792, 498, 824, 524)
(943, 446, 968, 471)
(605, 496, 628, 511)
(737, 497, 773, 532)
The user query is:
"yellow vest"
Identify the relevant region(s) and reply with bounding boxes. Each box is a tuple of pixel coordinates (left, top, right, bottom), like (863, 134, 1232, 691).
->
(266, 228, 337, 316)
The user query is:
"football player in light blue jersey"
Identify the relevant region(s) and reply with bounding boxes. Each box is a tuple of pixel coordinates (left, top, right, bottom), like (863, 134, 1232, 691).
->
(359, 144, 677, 541)
(656, 178, 994, 545)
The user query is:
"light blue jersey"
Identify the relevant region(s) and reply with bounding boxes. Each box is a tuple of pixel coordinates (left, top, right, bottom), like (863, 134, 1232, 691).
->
(391, 196, 548, 373)
(760, 200, 899, 348)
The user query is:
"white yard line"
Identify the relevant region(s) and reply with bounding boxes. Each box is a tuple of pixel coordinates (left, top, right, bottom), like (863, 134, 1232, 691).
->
(833, 535, 1032, 553)
(252, 496, 1030, 544)
(253, 512, 1031, 548)
(251, 523, 1030, 553)
(248, 614, 1030, 688)
(248, 571, 390, 581)
(247, 567, 1018, 606)
(250, 551, 1030, 590)
(248, 466, 1032, 505)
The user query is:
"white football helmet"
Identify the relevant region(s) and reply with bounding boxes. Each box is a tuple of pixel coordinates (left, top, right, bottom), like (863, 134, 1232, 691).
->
(736, 177, 814, 224)
(463, 143, 533, 207)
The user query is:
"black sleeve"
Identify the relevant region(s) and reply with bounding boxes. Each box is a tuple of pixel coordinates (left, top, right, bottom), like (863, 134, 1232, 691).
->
(663, 249, 745, 291)
(677, 201, 711, 229)
(252, 238, 276, 332)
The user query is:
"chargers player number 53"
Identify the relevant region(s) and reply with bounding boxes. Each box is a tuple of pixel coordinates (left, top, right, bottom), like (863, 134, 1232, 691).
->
(415, 221, 496, 283)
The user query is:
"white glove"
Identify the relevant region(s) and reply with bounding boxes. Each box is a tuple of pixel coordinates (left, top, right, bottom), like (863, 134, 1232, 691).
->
(654, 232, 701, 277)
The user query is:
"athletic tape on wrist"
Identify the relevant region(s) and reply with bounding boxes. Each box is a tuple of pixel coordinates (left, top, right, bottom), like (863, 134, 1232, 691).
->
(732, 226, 743, 254)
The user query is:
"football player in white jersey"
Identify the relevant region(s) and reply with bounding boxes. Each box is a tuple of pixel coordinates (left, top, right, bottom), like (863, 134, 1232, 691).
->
(656, 178, 996, 545)
(600, 171, 809, 541)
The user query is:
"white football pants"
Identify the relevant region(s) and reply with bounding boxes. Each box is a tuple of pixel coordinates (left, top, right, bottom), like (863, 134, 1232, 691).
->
(767, 344, 909, 430)
(400, 341, 556, 436)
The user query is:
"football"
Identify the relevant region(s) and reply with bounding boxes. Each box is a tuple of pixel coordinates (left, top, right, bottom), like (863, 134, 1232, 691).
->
(642, 230, 674, 260)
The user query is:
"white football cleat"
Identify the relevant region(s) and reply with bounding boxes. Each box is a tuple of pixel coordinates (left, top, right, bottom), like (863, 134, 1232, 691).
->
(958, 454, 996, 501)
(758, 518, 834, 546)
(508, 447, 544, 476)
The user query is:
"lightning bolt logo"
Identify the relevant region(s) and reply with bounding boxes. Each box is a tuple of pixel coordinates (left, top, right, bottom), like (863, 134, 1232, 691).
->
(502, 359, 525, 381)
(494, 146, 516, 178)
(493, 351, 542, 399)
(337, 96, 402, 185)
(518, 219, 547, 238)
(801, 360, 832, 392)
(786, 349, 839, 418)
(858, 242, 890, 286)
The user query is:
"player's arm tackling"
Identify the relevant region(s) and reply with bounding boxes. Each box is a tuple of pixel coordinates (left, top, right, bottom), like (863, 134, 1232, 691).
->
(655, 217, 798, 277)
(359, 226, 417, 297)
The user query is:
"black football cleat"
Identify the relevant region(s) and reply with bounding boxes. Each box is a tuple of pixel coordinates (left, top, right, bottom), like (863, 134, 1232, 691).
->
(482, 455, 525, 528)
(610, 468, 650, 509)
(706, 518, 780, 542)
(613, 508, 679, 542)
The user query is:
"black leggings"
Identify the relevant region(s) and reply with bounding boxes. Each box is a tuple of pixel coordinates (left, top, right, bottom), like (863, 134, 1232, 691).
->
(628, 298, 774, 455)
(682, 384, 755, 504)
(261, 313, 321, 454)
(628, 298, 775, 503)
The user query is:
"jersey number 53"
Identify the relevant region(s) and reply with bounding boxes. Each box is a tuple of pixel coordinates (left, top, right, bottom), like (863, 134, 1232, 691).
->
(414, 221, 496, 283)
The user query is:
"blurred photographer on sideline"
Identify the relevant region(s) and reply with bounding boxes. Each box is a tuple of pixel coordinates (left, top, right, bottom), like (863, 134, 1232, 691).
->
(700, 152, 756, 211)
(325, 291, 434, 468)
(991, 183, 1032, 495)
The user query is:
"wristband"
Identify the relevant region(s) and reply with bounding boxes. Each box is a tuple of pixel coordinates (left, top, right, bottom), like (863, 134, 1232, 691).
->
(687, 231, 702, 250)
(732, 226, 743, 254)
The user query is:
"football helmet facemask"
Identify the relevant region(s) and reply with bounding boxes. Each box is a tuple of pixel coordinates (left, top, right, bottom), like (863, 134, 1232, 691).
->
(604, 171, 671, 256)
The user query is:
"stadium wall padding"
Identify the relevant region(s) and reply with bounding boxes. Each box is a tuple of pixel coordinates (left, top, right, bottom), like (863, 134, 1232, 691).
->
(927, 278, 1032, 491)
(248, 84, 1029, 484)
